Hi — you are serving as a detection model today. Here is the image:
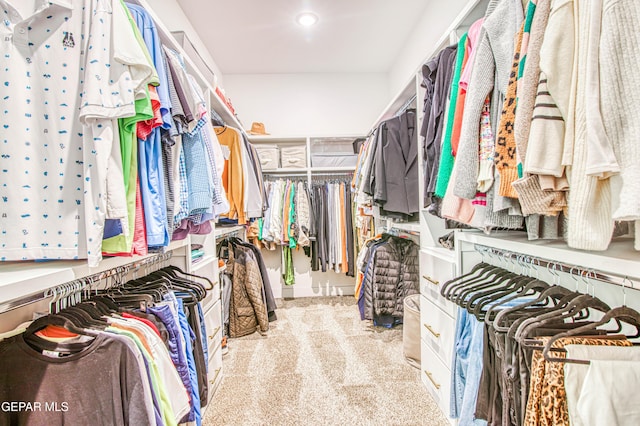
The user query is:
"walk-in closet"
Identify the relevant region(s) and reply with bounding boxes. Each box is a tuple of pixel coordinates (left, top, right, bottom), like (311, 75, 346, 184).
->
(2, 0, 639, 425)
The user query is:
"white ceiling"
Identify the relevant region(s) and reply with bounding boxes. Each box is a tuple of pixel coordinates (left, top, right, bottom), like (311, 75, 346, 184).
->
(176, 0, 431, 74)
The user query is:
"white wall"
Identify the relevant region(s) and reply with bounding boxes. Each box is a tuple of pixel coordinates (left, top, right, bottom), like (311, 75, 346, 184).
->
(151, 0, 225, 87)
(388, 0, 473, 96)
(223, 73, 389, 136)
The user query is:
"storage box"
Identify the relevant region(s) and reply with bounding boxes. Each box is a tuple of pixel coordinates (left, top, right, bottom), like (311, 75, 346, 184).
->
(280, 146, 307, 169)
(254, 145, 280, 170)
(311, 153, 358, 168)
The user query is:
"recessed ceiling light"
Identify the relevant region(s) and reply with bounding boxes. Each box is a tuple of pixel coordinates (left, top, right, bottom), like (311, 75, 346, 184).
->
(296, 12, 318, 27)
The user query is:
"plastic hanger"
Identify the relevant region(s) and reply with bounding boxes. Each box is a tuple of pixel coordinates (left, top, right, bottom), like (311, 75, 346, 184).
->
(451, 267, 515, 306)
(439, 262, 492, 297)
(442, 263, 502, 300)
(541, 304, 640, 363)
(483, 279, 550, 325)
(514, 293, 614, 342)
(24, 314, 97, 338)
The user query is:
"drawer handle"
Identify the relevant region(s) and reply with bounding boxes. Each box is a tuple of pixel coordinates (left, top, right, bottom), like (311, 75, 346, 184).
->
(423, 275, 439, 286)
(423, 323, 441, 338)
(424, 370, 441, 390)
(209, 368, 222, 385)
(208, 326, 221, 340)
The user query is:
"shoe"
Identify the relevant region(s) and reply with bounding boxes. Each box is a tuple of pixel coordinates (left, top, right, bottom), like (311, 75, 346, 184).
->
(221, 336, 229, 356)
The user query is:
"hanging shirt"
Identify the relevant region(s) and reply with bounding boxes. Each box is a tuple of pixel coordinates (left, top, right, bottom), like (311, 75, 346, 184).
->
(0, 0, 154, 265)
(0, 333, 155, 426)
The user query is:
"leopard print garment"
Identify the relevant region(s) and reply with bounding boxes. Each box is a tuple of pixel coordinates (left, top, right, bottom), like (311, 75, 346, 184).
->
(495, 23, 525, 199)
(524, 336, 632, 426)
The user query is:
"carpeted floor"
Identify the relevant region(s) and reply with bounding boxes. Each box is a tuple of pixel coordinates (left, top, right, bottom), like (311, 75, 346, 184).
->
(203, 296, 449, 426)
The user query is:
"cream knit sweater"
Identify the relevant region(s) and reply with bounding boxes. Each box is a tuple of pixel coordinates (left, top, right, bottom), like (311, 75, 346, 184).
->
(566, 0, 614, 251)
(600, 0, 640, 248)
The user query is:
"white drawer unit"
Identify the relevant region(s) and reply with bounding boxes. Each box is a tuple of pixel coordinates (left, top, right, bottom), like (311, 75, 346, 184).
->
(421, 339, 455, 423)
(206, 341, 224, 403)
(204, 298, 223, 355)
(420, 249, 457, 318)
(420, 295, 456, 367)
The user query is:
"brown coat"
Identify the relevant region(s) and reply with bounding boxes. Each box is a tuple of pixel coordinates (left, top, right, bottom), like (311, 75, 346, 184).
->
(228, 245, 269, 338)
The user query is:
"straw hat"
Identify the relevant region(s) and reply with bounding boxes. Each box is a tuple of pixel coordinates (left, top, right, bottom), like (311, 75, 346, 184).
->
(247, 122, 270, 135)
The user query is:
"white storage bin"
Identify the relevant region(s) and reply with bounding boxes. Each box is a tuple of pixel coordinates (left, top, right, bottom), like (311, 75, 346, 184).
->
(254, 145, 280, 170)
(280, 146, 307, 169)
(311, 153, 358, 168)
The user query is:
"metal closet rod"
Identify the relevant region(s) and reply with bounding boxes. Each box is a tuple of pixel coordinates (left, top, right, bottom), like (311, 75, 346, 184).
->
(474, 244, 639, 290)
(395, 94, 417, 116)
(0, 251, 173, 314)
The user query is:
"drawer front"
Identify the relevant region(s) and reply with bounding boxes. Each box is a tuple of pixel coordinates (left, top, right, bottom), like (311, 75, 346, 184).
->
(206, 342, 224, 402)
(420, 295, 456, 367)
(421, 339, 454, 420)
(201, 279, 221, 313)
(280, 146, 307, 168)
(420, 250, 457, 318)
(204, 299, 223, 356)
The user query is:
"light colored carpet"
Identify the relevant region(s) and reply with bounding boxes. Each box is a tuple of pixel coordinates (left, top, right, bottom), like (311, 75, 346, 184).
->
(203, 296, 450, 426)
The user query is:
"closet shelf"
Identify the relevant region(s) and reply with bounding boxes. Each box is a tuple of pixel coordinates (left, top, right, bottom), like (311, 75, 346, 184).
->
(192, 255, 217, 272)
(248, 135, 307, 144)
(214, 225, 245, 239)
(310, 166, 355, 173)
(421, 246, 456, 263)
(457, 231, 640, 280)
(387, 220, 421, 234)
(0, 239, 189, 305)
(129, 0, 245, 133)
(264, 168, 310, 174)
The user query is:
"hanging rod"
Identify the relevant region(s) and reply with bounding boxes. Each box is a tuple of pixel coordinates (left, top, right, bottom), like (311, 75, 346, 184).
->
(395, 94, 417, 116)
(474, 244, 639, 291)
(0, 252, 173, 314)
(215, 225, 245, 240)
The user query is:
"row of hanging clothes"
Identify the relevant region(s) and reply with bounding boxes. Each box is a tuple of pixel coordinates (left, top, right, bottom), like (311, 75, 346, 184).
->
(417, 0, 640, 252)
(442, 248, 640, 426)
(0, 261, 215, 426)
(355, 233, 419, 328)
(217, 236, 277, 338)
(249, 175, 355, 285)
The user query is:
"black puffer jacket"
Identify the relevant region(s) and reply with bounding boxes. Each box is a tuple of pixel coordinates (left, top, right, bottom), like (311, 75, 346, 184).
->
(362, 236, 419, 320)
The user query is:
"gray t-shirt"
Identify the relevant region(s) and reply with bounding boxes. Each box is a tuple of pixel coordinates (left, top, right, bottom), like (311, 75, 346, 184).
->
(0, 333, 154, 426)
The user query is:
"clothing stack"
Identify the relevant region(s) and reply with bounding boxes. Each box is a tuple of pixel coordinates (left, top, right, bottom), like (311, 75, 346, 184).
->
(355, 233, 419, 327)
(0, 267, 213, 426)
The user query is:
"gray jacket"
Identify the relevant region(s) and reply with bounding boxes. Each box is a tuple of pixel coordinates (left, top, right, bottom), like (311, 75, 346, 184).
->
(372, 110, 419, 216)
